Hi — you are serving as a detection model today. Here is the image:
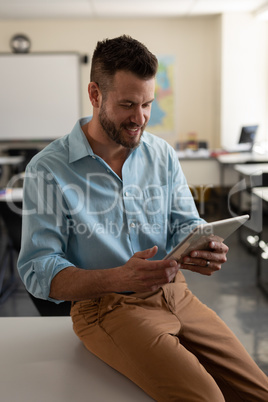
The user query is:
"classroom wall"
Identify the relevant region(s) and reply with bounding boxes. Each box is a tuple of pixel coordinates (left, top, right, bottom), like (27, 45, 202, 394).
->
(221, 13, 268, 148)
(0, 15, 267, 149)
(0, 16, 221, 149)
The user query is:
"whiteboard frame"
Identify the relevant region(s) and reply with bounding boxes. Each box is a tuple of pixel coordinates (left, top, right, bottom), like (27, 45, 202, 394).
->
(0, 52, 82, 143)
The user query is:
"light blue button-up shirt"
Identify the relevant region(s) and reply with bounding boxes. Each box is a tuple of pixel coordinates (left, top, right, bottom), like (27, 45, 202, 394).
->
(17, 117, 204, 302)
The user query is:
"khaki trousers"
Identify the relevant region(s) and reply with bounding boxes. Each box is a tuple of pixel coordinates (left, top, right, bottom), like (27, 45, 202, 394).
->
(71, 271, 268, 401)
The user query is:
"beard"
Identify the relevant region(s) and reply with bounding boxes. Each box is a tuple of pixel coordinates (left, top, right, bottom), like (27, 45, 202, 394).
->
(98, 104, 146, 149)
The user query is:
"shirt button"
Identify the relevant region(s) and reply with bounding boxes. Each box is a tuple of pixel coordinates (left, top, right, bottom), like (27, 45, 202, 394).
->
(107, 169, 110, 173)
(92, 155, 96, 159)
(130, 222, 136, 228)
(125, 191, 129, 197)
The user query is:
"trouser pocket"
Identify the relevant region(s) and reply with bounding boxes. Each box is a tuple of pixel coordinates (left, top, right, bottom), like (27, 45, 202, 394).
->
(71, 299, 101, 339)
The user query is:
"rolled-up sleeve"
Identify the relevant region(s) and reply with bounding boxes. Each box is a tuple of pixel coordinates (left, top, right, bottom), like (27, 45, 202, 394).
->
(17, 165, 75, 303)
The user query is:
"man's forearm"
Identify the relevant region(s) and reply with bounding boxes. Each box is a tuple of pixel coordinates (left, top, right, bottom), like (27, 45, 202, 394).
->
(49, 266, 123, 301)
(49, 247, 179, 301)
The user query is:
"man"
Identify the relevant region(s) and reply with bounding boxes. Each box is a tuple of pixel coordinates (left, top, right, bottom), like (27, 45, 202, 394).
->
(18, 35, 268, 401)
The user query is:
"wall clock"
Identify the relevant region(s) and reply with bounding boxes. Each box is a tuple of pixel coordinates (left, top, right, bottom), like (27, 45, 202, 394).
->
(10, 34, 31, 53)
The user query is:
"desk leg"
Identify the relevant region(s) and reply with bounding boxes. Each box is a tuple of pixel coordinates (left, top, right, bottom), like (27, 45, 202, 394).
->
(219, 163, 226, 216)
(257, 233, 261, 287)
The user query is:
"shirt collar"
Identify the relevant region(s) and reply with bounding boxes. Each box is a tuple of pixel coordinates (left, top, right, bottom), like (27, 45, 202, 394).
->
(68, 117, 94, 163)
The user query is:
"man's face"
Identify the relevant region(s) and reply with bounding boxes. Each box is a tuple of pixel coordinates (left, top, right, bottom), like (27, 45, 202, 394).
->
(98, 70, 155, 149)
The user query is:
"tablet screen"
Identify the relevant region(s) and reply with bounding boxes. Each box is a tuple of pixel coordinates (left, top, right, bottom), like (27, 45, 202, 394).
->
(163, 215, 249, 262)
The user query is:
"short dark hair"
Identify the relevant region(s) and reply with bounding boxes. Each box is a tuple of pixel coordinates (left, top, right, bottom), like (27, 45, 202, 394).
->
(90, 35, 158, 94)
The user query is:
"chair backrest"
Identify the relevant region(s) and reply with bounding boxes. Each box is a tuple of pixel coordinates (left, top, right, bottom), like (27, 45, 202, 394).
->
(0, 201, 71, 316)
(0, 201, 22, 252)
(5, 148, 40, 172)
(262, 172, 268, 187)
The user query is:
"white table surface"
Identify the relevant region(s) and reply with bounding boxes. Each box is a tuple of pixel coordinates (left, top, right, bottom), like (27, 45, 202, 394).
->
(217, 152, 268, 165)
(0, 156, 24, 165)
(0, 188, 23, 202)
(0, 317, 152, 402)
(252, 187, 268, 203)
(234, 163, 268, 176)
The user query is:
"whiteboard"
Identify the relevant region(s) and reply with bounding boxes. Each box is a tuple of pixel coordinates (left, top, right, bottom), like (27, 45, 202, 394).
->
(0, 53, 81, 141)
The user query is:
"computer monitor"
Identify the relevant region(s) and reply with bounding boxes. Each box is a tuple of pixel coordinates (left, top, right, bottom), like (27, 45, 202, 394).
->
(239, 125, 258, 147)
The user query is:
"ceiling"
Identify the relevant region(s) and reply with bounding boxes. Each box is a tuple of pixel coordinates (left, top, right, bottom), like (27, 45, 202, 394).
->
(1, 0, 268, 20)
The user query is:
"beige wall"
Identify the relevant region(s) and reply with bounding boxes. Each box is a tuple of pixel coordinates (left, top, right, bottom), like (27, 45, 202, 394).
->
(0, 15, 267, 149)
(0, 16, 221, 149)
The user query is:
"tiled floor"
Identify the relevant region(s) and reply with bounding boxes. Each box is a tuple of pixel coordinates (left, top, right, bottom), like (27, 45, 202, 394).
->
(0, 214, 268, 376)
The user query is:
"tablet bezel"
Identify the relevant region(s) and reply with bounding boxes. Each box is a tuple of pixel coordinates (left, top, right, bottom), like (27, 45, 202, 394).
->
(163, 214, 249, 262)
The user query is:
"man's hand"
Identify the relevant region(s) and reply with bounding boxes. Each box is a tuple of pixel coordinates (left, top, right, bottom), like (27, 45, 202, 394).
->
(120, 246, 180, 293)
(181, 240, 229, 276)
(49, 246, 179, 301)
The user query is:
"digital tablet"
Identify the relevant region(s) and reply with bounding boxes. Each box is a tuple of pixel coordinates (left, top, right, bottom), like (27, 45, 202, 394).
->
(163, 214, 249, 262)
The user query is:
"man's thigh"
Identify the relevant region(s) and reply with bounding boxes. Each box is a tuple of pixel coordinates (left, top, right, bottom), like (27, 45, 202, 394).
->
(71, 290, 224, 402)
(163, 280, 268, 401)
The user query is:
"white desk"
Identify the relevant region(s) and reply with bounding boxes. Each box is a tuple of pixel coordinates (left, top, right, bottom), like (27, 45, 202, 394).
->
(234, 164, 268, 205)
(252, 187, 268, 203)
(232, 164, 268, 233)
(179, 153, 262, 187)
(0, 156, 24, 165)
(217, 153, 268, 187)
(0, 317, 153, 402)
(217, 152, 268, 165)
(234, 163, 268, 178)
(230, 169, 268, 297)
(0, 188, 23, 202)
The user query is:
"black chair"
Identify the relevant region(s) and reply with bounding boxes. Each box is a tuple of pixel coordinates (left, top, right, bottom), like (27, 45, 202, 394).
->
(3, 148, 40, 174)
(0, 200, 71, 316)
(0, 217, 18, 303)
